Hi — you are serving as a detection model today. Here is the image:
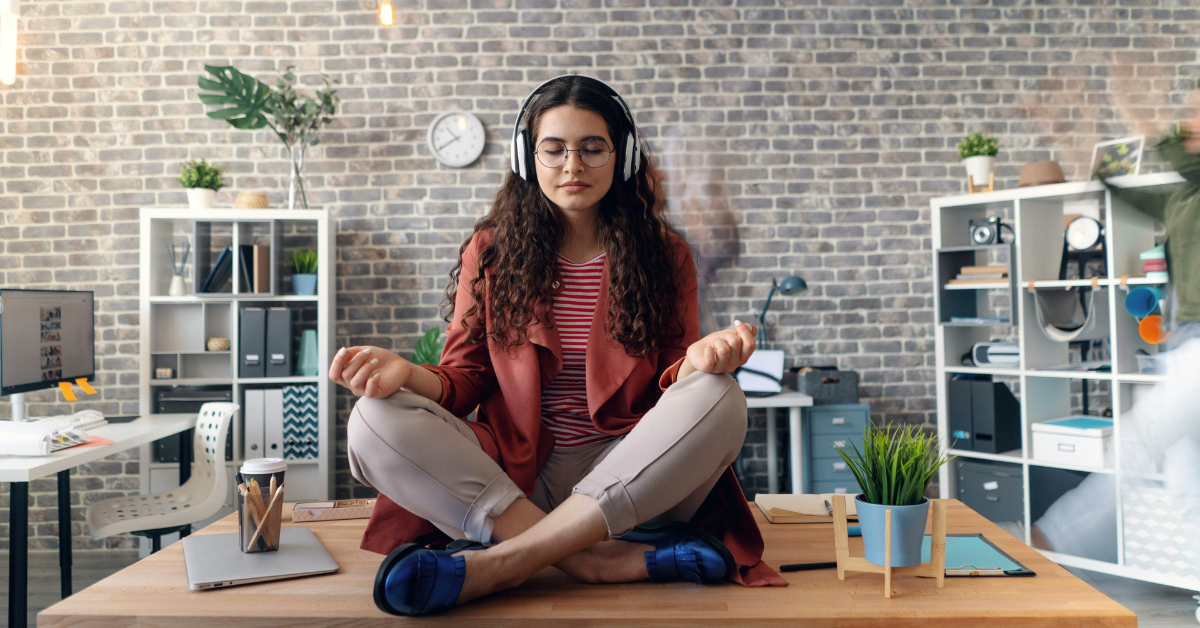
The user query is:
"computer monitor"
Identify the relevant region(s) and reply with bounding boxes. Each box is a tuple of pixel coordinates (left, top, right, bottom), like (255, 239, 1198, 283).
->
(0, 289, 95, 396)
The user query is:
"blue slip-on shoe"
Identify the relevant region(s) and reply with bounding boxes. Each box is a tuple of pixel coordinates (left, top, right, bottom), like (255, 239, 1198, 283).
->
(373, 540, 487, 616)
(616, 521, 736, 584)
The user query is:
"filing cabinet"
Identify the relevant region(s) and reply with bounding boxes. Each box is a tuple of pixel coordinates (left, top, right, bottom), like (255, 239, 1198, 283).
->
(956, 458, 1024, 528)
(802, 403, 869, 494)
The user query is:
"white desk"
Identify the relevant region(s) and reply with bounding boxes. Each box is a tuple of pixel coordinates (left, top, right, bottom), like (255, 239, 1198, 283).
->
(746, 389, 813, 495)
(2, 413, 196, 628)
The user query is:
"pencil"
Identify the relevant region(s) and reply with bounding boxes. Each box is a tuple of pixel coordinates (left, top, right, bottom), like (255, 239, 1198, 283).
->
(246, 483, 285, 550)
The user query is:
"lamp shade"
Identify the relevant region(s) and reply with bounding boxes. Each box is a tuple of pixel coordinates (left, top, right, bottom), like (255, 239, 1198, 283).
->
(779, 275, 807, 296)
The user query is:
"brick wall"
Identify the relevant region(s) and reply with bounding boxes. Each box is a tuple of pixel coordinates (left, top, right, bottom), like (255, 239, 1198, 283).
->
(1, 0, 1194, 551)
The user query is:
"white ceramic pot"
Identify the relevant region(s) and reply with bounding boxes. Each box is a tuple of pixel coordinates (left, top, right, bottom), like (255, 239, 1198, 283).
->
(964, 155, 995, 188)
(187, 188, 216, 210)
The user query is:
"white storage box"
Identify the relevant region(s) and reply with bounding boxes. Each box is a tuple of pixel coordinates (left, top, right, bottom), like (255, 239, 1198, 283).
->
(1031, 417, 1113, 469)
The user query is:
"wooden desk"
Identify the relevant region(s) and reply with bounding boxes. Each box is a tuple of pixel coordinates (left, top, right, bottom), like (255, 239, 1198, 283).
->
(39, 499, 1136, 627)
(2, 413, 197, 628)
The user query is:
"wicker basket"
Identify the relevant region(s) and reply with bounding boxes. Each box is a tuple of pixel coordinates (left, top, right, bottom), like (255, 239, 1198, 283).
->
(207, 337, 231, 352)
(235, 192, 270, 209)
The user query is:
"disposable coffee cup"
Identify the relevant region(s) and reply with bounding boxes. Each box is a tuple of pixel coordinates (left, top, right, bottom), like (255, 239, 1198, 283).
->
(238, 458, 287, 553)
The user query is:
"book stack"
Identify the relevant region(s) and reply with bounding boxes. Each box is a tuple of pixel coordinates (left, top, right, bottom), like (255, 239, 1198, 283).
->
(200, 244, 272, 293)
(948, 265, 1008, 285)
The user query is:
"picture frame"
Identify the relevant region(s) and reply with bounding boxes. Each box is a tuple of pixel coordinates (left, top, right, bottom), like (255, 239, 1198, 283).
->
(1090, 135, 1145, 179)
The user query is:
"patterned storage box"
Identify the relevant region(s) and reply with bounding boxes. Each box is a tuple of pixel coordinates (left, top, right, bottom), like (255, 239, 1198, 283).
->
(282, 384, 318, 460)
(1122, 479, 1197, 579)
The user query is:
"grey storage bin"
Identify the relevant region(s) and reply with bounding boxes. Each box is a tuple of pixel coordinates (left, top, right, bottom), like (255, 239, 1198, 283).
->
(790, 368, 859, 405)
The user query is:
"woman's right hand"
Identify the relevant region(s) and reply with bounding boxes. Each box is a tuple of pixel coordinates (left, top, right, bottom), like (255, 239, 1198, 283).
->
(328, 346, 413, 398)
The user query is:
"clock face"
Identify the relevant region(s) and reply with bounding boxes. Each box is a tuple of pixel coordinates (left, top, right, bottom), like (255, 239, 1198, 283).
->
(427, 112, 485, 168)
(1066, 216, 1102, 251)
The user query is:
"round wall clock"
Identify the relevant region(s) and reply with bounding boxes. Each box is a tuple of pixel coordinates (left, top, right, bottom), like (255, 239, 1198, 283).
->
(427, 112, 486, 168)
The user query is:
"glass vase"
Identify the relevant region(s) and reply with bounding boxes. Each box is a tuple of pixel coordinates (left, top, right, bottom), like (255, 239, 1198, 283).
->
(286, 143, 309, 210)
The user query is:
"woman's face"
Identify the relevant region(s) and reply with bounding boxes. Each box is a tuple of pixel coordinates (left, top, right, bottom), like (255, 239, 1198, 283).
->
(533, 105, 616, 218)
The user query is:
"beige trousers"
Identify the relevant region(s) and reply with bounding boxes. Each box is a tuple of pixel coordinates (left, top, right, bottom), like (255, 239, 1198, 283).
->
(347, 371, 748, 544)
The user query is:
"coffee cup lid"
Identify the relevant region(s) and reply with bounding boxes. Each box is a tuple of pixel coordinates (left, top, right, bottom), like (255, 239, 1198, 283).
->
(240, 458, 287, 475)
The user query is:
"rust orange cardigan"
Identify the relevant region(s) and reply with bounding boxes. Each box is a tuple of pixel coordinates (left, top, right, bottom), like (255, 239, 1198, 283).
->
(358, 228, 786, 588)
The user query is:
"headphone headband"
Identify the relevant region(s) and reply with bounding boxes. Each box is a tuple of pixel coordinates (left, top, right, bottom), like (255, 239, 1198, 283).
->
(510, 74, 641, 183)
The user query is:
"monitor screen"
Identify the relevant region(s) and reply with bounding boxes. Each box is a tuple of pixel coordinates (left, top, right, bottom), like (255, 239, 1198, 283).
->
(0, 289, 95, 396)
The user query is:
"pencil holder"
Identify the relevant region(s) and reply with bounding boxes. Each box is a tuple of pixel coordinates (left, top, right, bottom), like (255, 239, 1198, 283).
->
(237, 458, 287, 553)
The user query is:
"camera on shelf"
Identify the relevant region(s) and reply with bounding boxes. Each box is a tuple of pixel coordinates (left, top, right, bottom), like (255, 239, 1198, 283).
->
(968, 217, 1013, 245)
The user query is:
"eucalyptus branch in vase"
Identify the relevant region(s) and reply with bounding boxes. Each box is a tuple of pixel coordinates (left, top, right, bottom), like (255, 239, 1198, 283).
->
(197, 64, 340, 210)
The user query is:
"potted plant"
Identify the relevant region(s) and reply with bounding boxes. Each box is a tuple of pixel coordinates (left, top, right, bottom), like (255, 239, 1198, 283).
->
(410, 327, 445, 366)
(836, 422, 954, 567)
(286, 249, 318, 295)
(197, 65, 340, 210)
(177, 158, 226, 209)
(957, 132, 999, 189)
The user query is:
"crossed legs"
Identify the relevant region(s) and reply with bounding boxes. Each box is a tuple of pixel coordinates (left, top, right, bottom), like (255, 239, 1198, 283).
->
(348, 370, 748, 602)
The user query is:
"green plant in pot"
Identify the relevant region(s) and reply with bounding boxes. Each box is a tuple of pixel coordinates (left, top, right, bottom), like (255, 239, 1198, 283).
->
(410, 327, 445, 366)
(957, 132, 999, 189)
(836, 422, 954, 567)
(286, 249, 318, 296)
(177, 158, 227, 209)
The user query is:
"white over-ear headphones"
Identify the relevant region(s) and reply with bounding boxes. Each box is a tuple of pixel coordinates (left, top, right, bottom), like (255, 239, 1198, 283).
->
(510, 74, 641, 184)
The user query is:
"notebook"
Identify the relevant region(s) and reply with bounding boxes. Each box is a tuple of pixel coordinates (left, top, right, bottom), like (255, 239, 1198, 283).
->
(755, 493, 859, 524)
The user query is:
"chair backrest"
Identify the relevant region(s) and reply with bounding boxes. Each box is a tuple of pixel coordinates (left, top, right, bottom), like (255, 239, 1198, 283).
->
(182, 402, 240, 517)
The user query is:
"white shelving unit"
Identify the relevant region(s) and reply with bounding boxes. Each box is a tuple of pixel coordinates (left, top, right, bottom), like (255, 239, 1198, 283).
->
(136, 208, 335, 554)
(932, 173, 1200, 592)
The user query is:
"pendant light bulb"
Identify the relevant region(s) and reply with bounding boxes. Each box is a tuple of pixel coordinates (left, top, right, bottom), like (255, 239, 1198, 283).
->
(377, 0, 394, 27)
(0, 0, 18, 86)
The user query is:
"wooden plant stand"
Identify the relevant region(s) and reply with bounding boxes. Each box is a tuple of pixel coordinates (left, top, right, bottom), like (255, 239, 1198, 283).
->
(967, 171, 995, 193)
(831, 495, 947, 599)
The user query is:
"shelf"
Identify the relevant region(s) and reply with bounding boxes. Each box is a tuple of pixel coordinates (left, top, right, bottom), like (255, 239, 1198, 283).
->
(149, 378, 232, 387)
(946, 366, 1019, 376)
(1024, 277, 1167, 290)
(1023, 369, 1112, 380)
(237, 376, 320, 384)
(1115, 373, 1167, 383)
(948, 449, 1023, 464)
(931, 172, 1183, 210)
(940, 321, 1012, 327)
(1027, 459, 1116, 475)
(149, 295, 319, 303)
(942, 283, 1009, 291)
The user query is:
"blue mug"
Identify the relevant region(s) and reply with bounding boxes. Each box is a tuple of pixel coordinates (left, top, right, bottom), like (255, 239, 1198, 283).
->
(1125, 287, 1163, 319)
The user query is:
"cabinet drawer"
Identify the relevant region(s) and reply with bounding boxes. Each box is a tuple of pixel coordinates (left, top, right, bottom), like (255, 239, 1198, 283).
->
(809, 407, 868, 435)
(812, 480, 860, 496)
(810, 457, 858, 482)
(812, 434, 862, 459)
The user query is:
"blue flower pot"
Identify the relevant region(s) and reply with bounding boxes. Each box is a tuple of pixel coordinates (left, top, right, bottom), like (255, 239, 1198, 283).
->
(1124, 287, 1163, 319)
(856, 495, 930, 567)
(292, 274, 317, 296)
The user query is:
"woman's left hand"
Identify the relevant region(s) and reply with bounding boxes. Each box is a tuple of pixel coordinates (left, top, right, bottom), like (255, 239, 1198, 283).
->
(685, 319, 759, 375)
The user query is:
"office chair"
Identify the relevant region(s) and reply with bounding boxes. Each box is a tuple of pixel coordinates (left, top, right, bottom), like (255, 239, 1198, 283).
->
(86, 402, 239, 553)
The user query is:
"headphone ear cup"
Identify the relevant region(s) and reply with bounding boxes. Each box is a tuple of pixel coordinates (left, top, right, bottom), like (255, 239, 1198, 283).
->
(511, 132, 521, 177)
(622, 132, 635, 181)
(631, 134, 640, 177)
(523, 132, 537, 182)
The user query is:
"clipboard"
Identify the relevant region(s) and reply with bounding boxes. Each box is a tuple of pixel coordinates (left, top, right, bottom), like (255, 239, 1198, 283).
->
(924, 533, 1036, 576)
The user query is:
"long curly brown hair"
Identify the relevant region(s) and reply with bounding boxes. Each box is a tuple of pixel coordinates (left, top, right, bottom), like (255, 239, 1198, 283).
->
(439, 76, 689, 358)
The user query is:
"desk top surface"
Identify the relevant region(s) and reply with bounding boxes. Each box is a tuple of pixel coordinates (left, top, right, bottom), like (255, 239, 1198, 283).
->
(0, 413, 195, 482)
(39, 499, 1135, 628)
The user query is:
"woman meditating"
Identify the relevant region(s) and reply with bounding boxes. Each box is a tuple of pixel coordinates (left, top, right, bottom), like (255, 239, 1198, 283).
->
(330, 74, 786, 616)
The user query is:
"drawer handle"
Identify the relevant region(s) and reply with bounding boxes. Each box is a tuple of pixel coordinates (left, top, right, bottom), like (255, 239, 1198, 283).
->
(1058, 443, 1076, 453)
(833, 488, 847, 493)
(986, 495, 1000, 502)
(983, 481, 998, 491)
(833, 462, 846, 471)
(831, 417, 846, 425)
(832, 440, 846, 448)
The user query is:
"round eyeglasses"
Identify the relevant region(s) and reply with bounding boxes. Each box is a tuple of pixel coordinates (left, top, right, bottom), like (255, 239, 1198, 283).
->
(535, 138, 614, 169)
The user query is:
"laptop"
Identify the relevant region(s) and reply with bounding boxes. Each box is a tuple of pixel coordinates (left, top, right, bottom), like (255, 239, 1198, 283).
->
(183, 527, 339, 590)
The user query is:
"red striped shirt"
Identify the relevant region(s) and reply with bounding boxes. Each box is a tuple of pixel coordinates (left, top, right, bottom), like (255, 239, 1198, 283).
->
(541, 251, 614, 448)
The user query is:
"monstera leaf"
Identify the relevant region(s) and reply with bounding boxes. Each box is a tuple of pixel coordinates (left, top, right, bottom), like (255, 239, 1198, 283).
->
(198, 64, 276, 131)
(411, 327, 445, 366)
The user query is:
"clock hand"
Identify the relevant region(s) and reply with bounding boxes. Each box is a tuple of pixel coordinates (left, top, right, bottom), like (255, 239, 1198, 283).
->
(436, 134, 461, 151)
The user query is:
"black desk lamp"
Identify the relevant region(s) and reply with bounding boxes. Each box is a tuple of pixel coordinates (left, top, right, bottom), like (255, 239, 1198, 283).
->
(757, 275, 807, 350)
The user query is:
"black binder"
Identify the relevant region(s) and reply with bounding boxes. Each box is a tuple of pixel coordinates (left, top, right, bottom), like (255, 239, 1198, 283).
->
(948, 378, 975, 451)
(240, 307, 266, 378)
(200, 246, 233, 293)
(266, 307, 292, 378)
(971, 380, 1021, 454)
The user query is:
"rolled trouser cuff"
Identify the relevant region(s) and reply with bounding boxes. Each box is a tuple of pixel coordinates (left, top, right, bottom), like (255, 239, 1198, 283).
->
(461, 471, 524, 543)
(572, 468, 638, 541)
